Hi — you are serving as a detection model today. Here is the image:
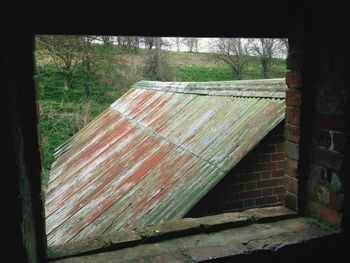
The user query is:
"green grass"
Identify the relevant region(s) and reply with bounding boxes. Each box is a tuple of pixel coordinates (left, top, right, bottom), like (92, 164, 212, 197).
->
(35, 63, 127, 188)
(36, 46, 286, 189)
(175, 57, 285, 82)
(245, 58, 286, 79)
(175, 65, 234, 81)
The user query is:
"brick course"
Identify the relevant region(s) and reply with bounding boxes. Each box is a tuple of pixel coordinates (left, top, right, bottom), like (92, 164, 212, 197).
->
(286, 89, 302, 107)
(284, 44, 303, 211)
(286, 71, 302, 88)
(286, 107, 300, 126)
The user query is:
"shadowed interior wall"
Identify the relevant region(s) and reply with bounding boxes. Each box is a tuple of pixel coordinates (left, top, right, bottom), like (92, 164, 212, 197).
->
(301, 23, 348, 228)
(284, 9, 349, 228)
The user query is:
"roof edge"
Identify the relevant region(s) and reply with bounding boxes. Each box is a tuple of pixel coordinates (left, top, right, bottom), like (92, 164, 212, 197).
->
(133, 78, 286, 98)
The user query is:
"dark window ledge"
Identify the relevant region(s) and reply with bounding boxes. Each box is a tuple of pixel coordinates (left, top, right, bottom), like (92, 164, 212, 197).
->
(48, 206, 341, 262)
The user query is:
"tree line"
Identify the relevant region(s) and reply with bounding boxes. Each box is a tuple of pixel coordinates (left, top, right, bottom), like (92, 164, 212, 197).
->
(35, 36, 287, 96)
(212, 38, 287, 80)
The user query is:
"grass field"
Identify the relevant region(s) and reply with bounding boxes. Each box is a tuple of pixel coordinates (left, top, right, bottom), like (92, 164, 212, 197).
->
(35, 46, 286, 188)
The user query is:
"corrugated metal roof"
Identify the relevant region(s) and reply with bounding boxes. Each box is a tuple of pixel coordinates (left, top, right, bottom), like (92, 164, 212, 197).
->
(45, 78, 286, 246)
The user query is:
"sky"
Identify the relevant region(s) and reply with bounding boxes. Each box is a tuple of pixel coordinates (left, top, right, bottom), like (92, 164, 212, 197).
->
(162, 37, 216, 53)
(162, 38, 286, 58)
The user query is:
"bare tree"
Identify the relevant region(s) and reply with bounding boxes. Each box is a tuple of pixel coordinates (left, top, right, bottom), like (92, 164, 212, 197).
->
(143, 37, 157, 50)
(249, 38, 279, 78)
(36, 35, 112, 95)
(115, 36, 140, 51)
(116, 36, 122, 47)
(183, 38, 199, 52)
(280, 38, 289, 51)
(101, 36, 113, 46)
(132, 36, 140, 51)
(80, 36, 97, 96)
(36, 35, 86, 89)
(194, 38, 199, 52)
(175, 37, 181, 51)
(278, 38, 289, 58)
(212, 38, 250, 80)
(142, 37, 174, 81)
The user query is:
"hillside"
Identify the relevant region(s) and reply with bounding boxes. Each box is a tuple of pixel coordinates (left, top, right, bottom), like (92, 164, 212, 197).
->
(35, 46, 286, 188)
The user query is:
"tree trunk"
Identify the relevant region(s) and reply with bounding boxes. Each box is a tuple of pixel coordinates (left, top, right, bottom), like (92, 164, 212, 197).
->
(84, 82, 91, 96)
(236, 71, 243, 80)
(65, 70, 73, 89)
(84, 69, 91, 96)
(261, 58, 270, 79)
(231, 67, 243, 80)
(101, 36, 112, 46)
(116, 36, 122, 47)
(155, 38, 162, 79)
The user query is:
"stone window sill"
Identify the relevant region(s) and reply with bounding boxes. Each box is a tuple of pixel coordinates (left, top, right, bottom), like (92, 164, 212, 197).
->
(48, 206, 341, 262)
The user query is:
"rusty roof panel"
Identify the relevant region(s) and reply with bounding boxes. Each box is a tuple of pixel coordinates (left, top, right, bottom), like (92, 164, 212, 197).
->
(45, 78, 286, 246)
(70, 148, 211, 242)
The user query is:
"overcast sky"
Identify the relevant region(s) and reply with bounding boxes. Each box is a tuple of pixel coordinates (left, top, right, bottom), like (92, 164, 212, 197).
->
(162, 38, 286, 58)
(162, 37, 216, 53)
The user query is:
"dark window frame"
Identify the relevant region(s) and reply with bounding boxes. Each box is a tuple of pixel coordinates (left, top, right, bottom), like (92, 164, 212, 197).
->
(7, 3, 311, 261)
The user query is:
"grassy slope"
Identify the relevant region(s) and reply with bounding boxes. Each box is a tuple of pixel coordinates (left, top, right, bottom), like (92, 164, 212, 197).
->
(170, 51, 286, 81)
(36, 47, 286, 188)
(36, 65, 122, 186)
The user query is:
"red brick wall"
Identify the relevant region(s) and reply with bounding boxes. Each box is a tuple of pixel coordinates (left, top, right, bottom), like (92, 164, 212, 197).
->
(186, 122, 286, 217)
(284, 39, 303, 211)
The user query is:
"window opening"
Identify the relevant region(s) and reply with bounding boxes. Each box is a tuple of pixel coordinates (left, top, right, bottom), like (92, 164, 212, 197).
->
(34, 36, 288, 248)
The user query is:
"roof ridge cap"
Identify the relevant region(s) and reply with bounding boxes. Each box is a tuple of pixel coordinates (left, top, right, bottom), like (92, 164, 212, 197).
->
(133, 78, 286, 99)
